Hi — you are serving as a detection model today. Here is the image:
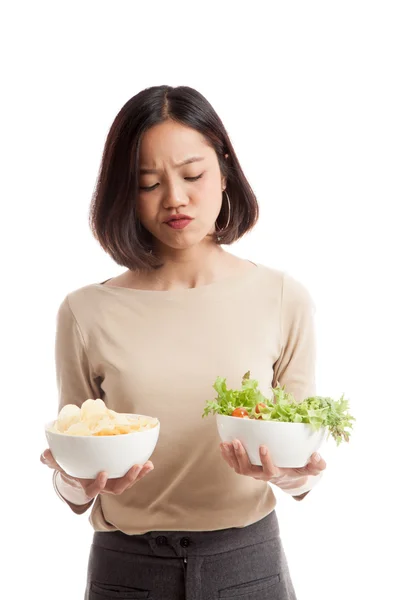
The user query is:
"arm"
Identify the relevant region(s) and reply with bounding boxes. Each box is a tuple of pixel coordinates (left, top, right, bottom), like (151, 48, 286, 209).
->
(52, 295, 102, 514)
(272, 272, 322, 501)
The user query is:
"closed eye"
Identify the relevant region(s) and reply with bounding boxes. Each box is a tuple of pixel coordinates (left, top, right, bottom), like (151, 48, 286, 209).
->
(139, 173, 204, 192)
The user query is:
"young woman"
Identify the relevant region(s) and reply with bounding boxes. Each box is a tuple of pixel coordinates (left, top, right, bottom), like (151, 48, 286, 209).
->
(41, 85, 326, 599)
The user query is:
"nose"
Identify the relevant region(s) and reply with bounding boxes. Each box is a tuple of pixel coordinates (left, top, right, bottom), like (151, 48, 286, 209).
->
(162, 181, 190, 210)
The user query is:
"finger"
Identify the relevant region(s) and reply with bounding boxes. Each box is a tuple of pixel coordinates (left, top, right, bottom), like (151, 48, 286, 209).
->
(220, 443, 235, 468)
(108, 462, 151, 495)
(123, 465, 143, 491)
(233, 440, 267, 479)
(221, 443, 262, 478)
(84, 472, 108, 498)
(40, 449, 67, 475)
(102, 466, 139, 495)
(259, 446, 280, 479)
(40, 448, 56, 467)
(232, 439, 259, 475)
(289, 453, 327, 477)
(306, 452, 327, 475)
(116, 462, 153, 493)
(297, 452, 327, 476)
(134, 461, 154, 483)
(229, 440, 245, 473)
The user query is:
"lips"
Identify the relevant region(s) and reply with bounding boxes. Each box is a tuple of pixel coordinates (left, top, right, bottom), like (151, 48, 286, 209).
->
(166, 218, 192, 230)
(164, 215, 193, 230)
(164, 215, 193, 223)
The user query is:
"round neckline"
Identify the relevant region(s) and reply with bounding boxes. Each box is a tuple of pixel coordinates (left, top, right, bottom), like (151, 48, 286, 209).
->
(94, 261, 260, 296)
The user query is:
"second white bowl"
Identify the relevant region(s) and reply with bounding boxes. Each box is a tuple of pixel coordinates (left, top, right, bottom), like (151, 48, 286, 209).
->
(217, 414, 328, 468)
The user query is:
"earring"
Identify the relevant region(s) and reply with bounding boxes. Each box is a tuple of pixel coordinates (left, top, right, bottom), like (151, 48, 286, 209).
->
(215, 190, 231, 241)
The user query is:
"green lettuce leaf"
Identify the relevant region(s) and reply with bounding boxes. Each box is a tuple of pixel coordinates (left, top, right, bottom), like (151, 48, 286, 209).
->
(202, 371, 355, 446)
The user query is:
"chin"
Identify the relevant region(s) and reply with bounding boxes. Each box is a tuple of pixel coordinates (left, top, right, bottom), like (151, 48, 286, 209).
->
(157, 234, 210, 251)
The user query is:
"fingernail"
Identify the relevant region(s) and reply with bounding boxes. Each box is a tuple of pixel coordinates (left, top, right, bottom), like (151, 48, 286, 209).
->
(233, 440, 240, 451)
(260, 446, 268, 456)
(314, 453, 321, 462)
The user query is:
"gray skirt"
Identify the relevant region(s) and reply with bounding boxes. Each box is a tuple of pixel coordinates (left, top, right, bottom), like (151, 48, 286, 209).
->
(85, 510, 297, 599)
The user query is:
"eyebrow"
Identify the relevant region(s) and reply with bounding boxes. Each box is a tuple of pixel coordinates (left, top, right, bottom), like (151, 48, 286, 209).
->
(139, 156, 205, 175)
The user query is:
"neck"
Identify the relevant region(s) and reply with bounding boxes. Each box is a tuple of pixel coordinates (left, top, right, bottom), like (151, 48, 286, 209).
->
(133, 243, 235, 291)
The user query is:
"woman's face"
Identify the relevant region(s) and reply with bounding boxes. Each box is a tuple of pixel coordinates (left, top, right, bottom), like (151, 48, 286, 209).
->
(136, 120, 226, 252)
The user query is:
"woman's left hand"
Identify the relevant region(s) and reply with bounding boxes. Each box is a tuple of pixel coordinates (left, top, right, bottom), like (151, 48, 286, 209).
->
(220, 440, 327, 492)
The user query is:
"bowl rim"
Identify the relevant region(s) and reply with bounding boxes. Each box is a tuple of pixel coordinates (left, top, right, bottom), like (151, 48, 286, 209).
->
(45, 413, 160, 438)
(216, 413, 327, 428)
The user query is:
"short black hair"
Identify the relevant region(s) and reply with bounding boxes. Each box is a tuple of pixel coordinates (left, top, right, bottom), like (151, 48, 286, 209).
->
(89, 85, 259, 271)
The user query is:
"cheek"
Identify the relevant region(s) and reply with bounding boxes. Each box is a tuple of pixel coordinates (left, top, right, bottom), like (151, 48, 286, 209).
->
(196, 176, 222, 204)
(200, 182, 223, 217)
(136, 197, 156, 223)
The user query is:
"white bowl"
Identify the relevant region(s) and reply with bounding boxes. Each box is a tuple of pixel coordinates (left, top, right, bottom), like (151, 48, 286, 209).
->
(217, 414, 328, 468)
(45, 414, 160, 479)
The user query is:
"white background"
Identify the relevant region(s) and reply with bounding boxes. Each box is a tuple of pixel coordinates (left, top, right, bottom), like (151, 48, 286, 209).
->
(2, 1, 399, 598)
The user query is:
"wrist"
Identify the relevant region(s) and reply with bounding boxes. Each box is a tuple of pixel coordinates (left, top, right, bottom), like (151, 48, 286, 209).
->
(270, 472, 324, 496)
(53, 471, 93, 506)
(284, 472, 324, 496)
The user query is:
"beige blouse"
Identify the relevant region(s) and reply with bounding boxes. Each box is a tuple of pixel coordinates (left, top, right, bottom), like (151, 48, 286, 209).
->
(53, 262, 317, 534)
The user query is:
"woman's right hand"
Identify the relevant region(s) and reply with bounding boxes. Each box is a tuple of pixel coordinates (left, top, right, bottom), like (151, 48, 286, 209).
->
(40, 448, 154, 501)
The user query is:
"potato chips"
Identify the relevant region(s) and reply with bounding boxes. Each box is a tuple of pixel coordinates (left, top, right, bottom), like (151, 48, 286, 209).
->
(48, 398, 158, 436)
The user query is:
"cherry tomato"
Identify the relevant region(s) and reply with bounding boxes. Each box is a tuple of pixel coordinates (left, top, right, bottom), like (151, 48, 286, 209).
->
(231, 407, 249, 418)
(255, 403, 267, 413)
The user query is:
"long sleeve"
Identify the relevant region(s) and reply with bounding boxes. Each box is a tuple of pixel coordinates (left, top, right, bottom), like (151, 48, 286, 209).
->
(55, 295, 102, 412)
(52, 295, 102, 514)
(271, 273, 320, 501)
(272, 272, 317, 402)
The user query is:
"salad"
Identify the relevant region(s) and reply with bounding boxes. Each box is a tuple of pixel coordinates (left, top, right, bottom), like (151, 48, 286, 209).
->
(202, 371, 355, 446)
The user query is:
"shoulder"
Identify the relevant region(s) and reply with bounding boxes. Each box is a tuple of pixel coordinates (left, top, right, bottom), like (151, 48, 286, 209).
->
(282, 272, 315, 311)
(255, 263, 315, 311)
(56, 282, 105, 323)
(254, 263, 284, 287)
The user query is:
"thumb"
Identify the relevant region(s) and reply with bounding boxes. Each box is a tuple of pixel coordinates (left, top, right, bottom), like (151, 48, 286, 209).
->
(40, 449, 65, 473)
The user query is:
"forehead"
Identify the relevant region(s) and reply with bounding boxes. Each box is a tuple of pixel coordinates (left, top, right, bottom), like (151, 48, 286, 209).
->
(139, 120, 213, 165)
